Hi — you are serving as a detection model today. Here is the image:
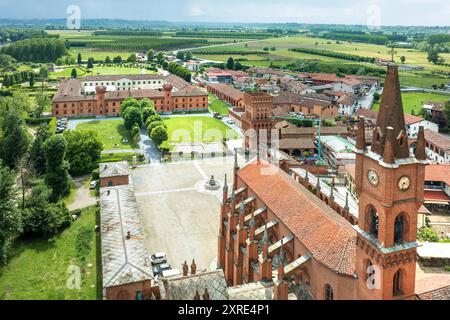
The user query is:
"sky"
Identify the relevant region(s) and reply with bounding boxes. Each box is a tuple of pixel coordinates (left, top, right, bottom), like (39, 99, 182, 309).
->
(0, 0, 449, 26)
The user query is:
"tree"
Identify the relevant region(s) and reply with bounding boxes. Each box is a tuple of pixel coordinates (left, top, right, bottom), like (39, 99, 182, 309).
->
(105, 56, 112, 64)
(39, 65, 48, 78)
(139, 98, 155, 110)
(427, 51, 440, 64)
(29, 72, 34, 87)
(87, 57, 94, 68)
(120, 98, 140, 117)
(63, 130, 103, 175)
(147, 49, 154, 61)
(29, 125, 52, 175)
(0, 161, 22, 263)
(22, 181, 71, 237)
(113, 56, 122, 64)
(33, 91, 51, 118)
(77, 52, 82, 65)
(444, 101, 450, 129)
(156, 52, 164, 64)
(226, 57, 235, 70)
(131, 124, 141, 142)
(150, 125, 168, 146)
(373, 92, 381, 103)
(142, 106, 156, 123)
(185, 51, 193, 61)
(176, 51, 185, 61)
(145, 114, 162, 127)
(123, 107, 143, 130)
(0, 109, 30, 169)
(43, 135, 70, 201)
(147, 120, 166, 136)
(71, 68, 77, 78)
(127, 53, 137, 63)
(400, 56, 406, 64)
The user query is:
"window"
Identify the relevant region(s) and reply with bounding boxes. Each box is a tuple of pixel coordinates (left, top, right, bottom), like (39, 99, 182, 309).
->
(324, 284, 333, 300)
(368, 206, 379, 239)
(394, 214, 406, 244)
(393, 270, 402, 296)
(135, 291, 142, 300)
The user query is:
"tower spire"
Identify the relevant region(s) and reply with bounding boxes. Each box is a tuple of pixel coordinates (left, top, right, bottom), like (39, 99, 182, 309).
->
(415, 126, 426, 161)
(371, 65, 409, 159)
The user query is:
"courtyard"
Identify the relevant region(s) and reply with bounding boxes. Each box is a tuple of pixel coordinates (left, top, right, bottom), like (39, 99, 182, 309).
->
(131, 155, 246, 273)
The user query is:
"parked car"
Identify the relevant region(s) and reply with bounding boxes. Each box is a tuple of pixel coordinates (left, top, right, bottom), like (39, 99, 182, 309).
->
(89, 180, 98, 189)
(150, 252, 167, 265)
(226, 119, 234, 125)
(152, 263, 171, 276)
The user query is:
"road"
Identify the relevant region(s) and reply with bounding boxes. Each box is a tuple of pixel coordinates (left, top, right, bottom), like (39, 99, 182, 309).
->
(173, 39, 263, 55)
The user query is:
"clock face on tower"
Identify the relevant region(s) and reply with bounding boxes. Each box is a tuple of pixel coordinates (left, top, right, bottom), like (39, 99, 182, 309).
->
(398, 176, 410, 191)
(368, 170, 379, 186)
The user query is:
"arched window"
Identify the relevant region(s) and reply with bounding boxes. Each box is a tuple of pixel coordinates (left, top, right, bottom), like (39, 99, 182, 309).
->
(368, 206, 379, 239)
(393, 270, 403, 296)
(324, 284, 334, 300)
(394, 214, 406, 244)
(365, 260, 376, 288)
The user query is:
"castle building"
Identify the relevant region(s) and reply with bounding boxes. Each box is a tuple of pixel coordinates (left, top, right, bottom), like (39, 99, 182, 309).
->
(52, 74, 208, 117)
(217, 66, 432, 300)
(240, 92, 276, 150)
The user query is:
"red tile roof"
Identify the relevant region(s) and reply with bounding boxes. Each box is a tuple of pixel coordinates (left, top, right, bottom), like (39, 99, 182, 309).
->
(424, 190, 450, 203)
(425, 164, 450, 185)
(237, 160, 357, 276)
(425, 130, 450, 153)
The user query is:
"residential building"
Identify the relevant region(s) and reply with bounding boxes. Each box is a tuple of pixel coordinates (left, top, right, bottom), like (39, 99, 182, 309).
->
(204, 70, 233, 83)
(424, 130, 450, 164)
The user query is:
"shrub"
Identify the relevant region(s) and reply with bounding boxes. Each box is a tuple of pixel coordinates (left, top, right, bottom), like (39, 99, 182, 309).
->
(418, 227, 439, 242)
(92, 169, 99, 180)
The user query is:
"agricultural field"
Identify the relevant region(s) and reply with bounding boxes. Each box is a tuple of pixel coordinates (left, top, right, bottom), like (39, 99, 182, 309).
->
(49, 65, 155, 79)
(194, 35, 450, 74)
(161, 116, 240, 149)
(75, 119, 139, 151)
(373, 91, 450, 114)
(0, 206, 100, 300)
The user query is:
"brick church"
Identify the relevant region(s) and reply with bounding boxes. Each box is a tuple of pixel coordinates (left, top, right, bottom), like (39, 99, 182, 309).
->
(217, 66, 430, 300)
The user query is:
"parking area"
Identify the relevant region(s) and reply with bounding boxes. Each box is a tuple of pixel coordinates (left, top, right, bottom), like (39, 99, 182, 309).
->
(131, 156, 246, 273)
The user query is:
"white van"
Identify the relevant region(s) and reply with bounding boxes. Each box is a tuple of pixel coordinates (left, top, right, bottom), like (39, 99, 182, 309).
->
(161, 268, 181, 278)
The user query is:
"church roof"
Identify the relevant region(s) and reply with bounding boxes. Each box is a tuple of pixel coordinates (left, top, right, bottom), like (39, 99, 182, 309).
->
(237, 160, 357, 276)
(161, 270, 228, 300)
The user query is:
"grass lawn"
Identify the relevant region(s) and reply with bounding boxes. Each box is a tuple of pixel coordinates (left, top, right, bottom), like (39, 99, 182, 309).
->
(161, 116, 240, 149)
(0, 206, 100, 300)
(373, 91, 450, 114)
(75, 119, 139, 150)
(209, 93, 231, 115)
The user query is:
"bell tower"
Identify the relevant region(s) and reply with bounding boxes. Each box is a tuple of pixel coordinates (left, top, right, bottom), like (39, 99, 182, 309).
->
(354, 65, 427, 300)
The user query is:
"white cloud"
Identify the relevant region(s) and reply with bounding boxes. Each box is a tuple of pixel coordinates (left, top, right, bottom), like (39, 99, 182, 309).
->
(189, 5, 206, 17)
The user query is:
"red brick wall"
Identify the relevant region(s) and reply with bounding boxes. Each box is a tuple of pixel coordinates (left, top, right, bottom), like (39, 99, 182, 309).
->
(100, 175, 129, 187)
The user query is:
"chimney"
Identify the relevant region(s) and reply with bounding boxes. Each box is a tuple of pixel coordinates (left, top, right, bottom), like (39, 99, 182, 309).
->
(125, 231, 131, 240)
(190, 259, 197, 275)
(182, 261, 189, 277)
(202, 288, 210, 300)
(193, 290, 200, 300)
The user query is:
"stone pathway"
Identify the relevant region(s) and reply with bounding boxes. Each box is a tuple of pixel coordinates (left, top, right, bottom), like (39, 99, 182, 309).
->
(67, 175, 97, 211)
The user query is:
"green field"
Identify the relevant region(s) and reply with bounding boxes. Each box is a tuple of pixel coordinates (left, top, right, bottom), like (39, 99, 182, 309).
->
(0, 206, 99, 300)
(161, 116, 240, 149)
(49, 64, 155, 79)
(76, 119, 139, 150)
(373, 91, 450, 114)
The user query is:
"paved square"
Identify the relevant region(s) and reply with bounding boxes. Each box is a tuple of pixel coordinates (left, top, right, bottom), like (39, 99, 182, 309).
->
(131, 156, 245, 273)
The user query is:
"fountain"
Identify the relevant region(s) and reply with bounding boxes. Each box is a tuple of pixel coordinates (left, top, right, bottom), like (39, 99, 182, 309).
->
(204, 175, 221, 191)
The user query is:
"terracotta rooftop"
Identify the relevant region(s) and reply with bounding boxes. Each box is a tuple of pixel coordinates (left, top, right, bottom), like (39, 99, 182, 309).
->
(207, 83, 244, 100)
(425, 164, 450, 185)
(424, 129, 450, 153)
(237, 160, 357, 276)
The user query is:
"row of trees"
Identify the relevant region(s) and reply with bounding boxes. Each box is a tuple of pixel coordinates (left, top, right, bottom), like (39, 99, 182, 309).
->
(119, 98, 168, 147)
(289, 48, 376, 63)
(166, 62, 192, 82)
(176, 51, 193, 61)
(0, 38, 67, 62)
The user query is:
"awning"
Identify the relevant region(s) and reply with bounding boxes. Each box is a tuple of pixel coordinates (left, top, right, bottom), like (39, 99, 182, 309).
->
(424, 190, 450, 205)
